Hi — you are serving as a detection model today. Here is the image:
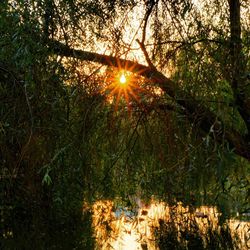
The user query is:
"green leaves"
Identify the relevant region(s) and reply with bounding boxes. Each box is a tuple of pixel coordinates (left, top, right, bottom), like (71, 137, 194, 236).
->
(42, 169, 53, 185)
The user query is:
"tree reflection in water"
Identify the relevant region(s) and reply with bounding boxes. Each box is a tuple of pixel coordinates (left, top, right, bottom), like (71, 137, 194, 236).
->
(91, 200, 249, 250)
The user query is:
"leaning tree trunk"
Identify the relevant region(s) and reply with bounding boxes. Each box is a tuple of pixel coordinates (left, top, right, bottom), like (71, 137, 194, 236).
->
(46, 1, 250, 161)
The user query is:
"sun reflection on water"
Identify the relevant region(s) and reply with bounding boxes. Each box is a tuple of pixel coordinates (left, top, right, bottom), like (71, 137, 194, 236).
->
(91, 200, 250, 250)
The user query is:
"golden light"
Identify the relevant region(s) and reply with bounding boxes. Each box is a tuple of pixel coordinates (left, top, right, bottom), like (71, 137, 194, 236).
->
(91, 200, 249, 250)
(119, 73, 127, 85)
(102, 68, 143, 110)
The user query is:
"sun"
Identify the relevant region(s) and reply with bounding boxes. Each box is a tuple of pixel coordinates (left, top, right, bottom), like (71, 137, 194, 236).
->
(103, 68, 143, 110)
(119, 73, 127, 85)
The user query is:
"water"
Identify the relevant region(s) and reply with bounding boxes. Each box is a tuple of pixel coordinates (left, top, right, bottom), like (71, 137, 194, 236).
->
(91, 199, 250, 250)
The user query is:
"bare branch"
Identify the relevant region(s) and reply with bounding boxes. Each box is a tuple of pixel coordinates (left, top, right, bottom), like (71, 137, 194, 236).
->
(137, 1, 156, 69)
(136, 39, 156, 70)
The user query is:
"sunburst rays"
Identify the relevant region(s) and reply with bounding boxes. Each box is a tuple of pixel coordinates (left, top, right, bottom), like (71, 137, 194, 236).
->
(103, 66, 144, 111)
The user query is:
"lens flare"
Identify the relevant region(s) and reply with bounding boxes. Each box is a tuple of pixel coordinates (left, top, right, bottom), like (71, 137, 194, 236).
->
(102, 68, 143, 111)
(119, 73, 127, 84)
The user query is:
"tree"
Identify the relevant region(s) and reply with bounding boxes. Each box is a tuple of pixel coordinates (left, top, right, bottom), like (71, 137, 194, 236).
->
(45, 0, 250, 161)
(0, 0, 250, 248)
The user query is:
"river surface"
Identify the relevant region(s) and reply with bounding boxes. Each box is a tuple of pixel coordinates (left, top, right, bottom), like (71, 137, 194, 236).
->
(91, 199, 250, 250)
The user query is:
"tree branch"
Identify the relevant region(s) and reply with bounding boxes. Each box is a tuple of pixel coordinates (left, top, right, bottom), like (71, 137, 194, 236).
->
(136, 0, 156, 69)
(48, 39, 250, 161)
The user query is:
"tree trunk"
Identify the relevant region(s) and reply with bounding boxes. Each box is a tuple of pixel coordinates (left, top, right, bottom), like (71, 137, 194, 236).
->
(228, 0, 250, 134)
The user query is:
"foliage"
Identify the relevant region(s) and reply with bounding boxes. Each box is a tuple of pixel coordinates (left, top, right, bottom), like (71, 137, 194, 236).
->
(0, 0, 249, 249)
(156, 217, 240, 250)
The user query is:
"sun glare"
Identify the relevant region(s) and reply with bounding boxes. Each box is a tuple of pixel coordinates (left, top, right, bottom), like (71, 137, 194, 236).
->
(102, 68, 144, 110)
(119, 73, 127, 85)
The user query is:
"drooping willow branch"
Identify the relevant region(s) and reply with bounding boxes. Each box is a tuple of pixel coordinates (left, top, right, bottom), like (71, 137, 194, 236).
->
(48, 39, 250, 161)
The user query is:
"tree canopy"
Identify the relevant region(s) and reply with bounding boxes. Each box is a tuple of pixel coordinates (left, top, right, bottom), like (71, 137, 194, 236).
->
(45, 0, 250, 160)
